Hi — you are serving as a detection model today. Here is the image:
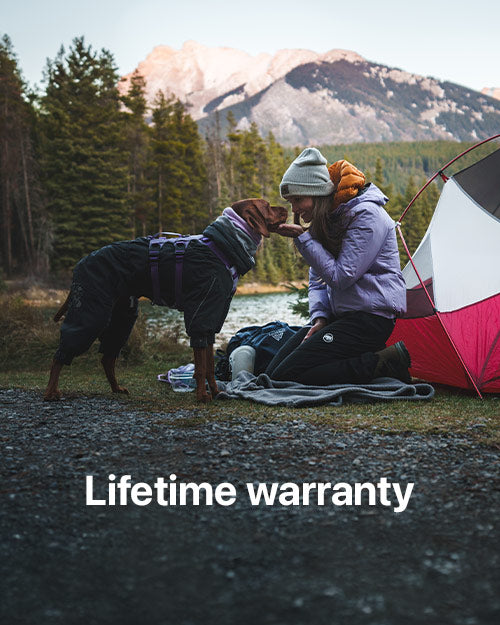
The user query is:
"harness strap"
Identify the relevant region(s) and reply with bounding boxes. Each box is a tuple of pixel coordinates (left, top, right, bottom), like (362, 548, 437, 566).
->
(148, 232, 238, 310)
(173, 235, 201, 310)
(148, 232, 182, 306)
(199, 236, 239, 294)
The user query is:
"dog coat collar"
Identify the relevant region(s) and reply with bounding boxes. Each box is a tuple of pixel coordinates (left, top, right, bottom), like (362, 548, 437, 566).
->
(148, 233, 239, 310)
(222, 207, 262, 245)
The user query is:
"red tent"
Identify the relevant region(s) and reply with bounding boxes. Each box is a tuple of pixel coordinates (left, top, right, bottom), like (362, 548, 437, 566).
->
(390, 136, 500, 396)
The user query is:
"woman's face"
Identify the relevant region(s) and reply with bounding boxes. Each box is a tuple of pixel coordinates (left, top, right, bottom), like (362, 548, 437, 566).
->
(288, 196, 314, 223)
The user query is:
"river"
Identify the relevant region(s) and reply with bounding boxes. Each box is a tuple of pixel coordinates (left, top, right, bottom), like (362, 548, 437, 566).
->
(146, 291, 307, 347)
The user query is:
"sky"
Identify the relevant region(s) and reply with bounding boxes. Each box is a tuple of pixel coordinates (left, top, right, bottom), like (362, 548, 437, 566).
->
(1, 0, 498, 93)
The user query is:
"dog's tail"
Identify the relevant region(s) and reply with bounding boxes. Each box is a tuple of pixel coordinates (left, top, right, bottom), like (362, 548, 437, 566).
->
(53, 293, 70, 322)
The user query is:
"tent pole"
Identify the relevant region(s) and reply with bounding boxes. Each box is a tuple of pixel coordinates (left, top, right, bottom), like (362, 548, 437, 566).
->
(396, 225, 483, 399)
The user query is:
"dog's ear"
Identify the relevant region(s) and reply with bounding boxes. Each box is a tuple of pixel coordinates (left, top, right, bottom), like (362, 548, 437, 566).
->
(232, 199, 288, 238)
(231, 199, 272, 237)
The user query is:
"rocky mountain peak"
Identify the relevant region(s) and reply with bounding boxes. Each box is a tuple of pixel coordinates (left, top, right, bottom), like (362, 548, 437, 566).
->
(120, 42, 362, 118)
(121, 42, 500, 145)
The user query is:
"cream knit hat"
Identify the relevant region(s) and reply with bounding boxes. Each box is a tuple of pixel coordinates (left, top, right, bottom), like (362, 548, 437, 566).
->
(280, 148, 335, 198)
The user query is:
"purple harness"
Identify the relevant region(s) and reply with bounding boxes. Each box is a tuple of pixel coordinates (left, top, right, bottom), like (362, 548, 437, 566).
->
(148, 232, 239, 310)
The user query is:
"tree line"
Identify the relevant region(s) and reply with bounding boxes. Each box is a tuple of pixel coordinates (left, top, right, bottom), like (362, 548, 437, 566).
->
(1, 35, 494, 283)
(0, 35, 305, 283)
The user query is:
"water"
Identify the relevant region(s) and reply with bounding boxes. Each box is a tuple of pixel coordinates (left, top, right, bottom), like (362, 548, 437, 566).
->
(146, 291, 306, 347)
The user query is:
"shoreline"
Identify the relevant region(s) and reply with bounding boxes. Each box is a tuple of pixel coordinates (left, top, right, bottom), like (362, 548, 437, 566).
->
(235, 281, 304, 296)
(3, 280, 306, 305)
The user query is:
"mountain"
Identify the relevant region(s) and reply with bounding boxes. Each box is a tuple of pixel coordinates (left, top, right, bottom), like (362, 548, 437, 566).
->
(121, 42, 500, 146)
(482, 87, 500, 100)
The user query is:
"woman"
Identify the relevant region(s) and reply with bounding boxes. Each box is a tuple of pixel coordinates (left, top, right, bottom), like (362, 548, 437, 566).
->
(266, 147, 411, 384)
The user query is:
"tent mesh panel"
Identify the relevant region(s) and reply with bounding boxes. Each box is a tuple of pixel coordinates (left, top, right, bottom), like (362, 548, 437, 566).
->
(453, 147, 500, 218)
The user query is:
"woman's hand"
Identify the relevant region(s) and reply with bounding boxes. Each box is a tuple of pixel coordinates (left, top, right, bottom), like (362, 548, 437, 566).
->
(302, 317, 328, 342)
(276, 223, 304, 238)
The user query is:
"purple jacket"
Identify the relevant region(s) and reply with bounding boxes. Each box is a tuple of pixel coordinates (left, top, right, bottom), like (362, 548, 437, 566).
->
(295, 184, 406, 322)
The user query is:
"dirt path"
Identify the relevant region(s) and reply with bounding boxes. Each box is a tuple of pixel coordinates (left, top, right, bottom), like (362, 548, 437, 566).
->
(1, 389, 499, 624)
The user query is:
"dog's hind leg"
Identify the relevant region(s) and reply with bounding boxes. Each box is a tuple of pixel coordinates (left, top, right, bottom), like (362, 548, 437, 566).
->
(99, 296, 138, 395)
(205, 346, 219, 399)
(43, 359, 64, 401)
(193, 346, 211, 402)
(193, 346, 219, 402)
(101, 355, 129, 394)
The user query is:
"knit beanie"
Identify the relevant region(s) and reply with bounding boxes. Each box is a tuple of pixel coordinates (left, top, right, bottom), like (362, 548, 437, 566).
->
(280, 148, 335, 198)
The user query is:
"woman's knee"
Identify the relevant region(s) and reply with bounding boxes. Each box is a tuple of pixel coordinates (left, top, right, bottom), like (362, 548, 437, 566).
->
(267, 354, 309, 382)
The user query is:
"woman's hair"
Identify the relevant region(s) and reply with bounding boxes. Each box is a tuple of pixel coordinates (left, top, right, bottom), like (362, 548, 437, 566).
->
(295, 193, 354, 259)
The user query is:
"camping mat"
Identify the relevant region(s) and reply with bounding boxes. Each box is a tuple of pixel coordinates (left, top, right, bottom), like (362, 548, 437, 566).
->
(216, 371, 435, 406)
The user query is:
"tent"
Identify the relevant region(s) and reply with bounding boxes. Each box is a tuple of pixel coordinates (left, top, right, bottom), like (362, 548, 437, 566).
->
(390, 137, 500, 396)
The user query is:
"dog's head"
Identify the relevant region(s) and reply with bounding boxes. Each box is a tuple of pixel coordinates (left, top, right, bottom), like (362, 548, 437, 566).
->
(231, 198, 288, 238)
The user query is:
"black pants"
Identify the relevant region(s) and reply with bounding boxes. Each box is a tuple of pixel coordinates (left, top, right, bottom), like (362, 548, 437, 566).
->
(265, 312, 395, 385)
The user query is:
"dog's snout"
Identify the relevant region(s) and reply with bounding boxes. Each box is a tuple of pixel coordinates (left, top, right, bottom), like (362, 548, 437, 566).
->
(270, 205, 289, 224)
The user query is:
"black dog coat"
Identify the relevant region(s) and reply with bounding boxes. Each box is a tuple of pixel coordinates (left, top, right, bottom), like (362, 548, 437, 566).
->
(55, 228, 252, 365)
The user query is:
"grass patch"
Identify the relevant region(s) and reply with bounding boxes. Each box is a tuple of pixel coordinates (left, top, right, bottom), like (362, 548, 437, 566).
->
(0, 294, 60, 367)
(0, 293, 190, 371)
(0, 294, 498, 445)
(1, 360, 498, 445)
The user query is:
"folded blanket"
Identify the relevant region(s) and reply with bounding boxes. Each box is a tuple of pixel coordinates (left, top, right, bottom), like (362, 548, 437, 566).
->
(216, 371, 434, 406)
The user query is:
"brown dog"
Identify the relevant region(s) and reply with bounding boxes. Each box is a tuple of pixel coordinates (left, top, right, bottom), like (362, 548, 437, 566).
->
(44, 199, 288, 402)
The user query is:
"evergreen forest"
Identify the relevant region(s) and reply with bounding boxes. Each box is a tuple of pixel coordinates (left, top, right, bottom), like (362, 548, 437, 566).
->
(1, 35, 497, 284)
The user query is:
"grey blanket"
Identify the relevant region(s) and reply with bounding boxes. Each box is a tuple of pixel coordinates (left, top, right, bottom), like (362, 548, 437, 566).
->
(216, 371, 434, 406)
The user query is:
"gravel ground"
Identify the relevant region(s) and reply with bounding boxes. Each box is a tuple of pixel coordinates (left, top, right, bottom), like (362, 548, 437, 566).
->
(1, 389, 499, 625)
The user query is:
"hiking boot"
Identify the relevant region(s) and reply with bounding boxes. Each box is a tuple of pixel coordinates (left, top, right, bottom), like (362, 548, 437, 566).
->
(373, 341, 412, 383)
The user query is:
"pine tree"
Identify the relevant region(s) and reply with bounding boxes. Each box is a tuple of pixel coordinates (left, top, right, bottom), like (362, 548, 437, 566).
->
(425, 180, 440, 222)
(265, 132, 288, 203)
(374, 156, 394, 198)
(201, 115, 308, 285)
(121, 71, 154, 237)
(149, 92, 207, 234)
(0, 34, 47, 275)
(401, 176, 429, 255)
(1, 34, 25, 274)
(176, 104, 208, 233)
(204, 111, 226, 218)
(238, 122, 268, 197)
(262, 242, 280, 285)
(223, 111, 243, 201)
(39, 37, 129, 270)
(211, 118, 305, 285)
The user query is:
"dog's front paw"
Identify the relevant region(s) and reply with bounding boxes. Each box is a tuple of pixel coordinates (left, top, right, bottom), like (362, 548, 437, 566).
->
(208, 382, 219, 397)
(112, 386, 129, 395)
(43, 389, 62, 401)
(196, 391, 212, 403)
